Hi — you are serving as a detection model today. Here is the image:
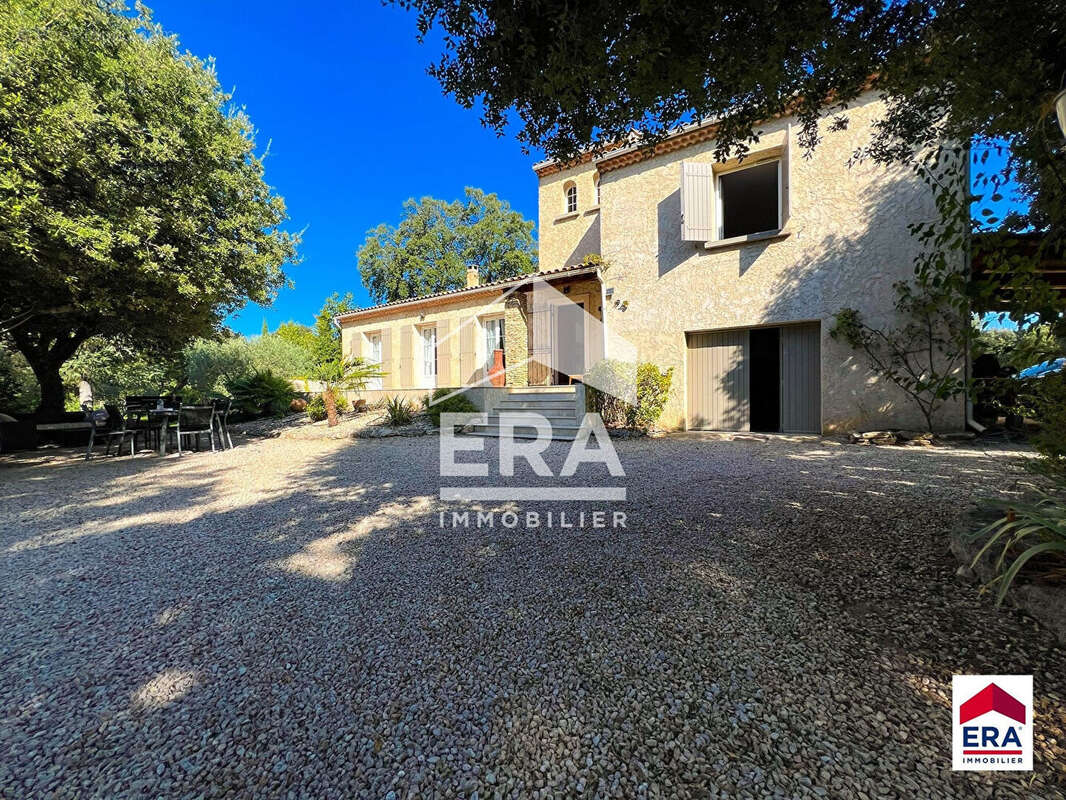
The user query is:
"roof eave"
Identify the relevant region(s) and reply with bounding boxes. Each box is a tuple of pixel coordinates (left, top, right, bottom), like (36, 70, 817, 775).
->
(333, 265, 601, 324)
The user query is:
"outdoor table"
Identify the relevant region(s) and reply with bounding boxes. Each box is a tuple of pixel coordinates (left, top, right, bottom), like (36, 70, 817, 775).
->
(146, 408, 179, 456)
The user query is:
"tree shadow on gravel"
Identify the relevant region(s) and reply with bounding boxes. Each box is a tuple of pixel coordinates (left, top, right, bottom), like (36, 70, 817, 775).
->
(1, 436, 1062, 798)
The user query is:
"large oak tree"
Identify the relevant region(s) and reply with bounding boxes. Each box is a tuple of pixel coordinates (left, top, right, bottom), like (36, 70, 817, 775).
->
(357, 187, 536, 305)
(0, 0, 298, 413)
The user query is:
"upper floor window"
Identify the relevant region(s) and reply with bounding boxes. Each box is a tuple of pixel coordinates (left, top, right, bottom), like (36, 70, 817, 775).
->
(717, 160, 780, 239)
(564, 182, 578, 214)
(593, 174, 600, 206)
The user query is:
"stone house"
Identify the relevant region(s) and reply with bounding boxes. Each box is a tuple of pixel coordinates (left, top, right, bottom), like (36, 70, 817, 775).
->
(337, 91, 965, 433)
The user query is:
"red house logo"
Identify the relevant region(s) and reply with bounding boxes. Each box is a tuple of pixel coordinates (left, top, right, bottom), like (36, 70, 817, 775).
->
(959, 683, 1026, 726)
(952, 675, 1032, 771)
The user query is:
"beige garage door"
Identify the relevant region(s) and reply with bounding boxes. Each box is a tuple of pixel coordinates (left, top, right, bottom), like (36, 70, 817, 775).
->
(686, 329, 750, 431)
(779, 323, 821, 433)
(686, 323, 821, 432)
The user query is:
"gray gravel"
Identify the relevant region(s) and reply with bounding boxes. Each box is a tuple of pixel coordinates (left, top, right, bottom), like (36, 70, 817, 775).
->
(1, 434, 1064, 799)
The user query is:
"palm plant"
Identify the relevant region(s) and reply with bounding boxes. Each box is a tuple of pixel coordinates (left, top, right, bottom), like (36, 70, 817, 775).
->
(312, 357, 385, 427)
(968, 490, 1066, 605)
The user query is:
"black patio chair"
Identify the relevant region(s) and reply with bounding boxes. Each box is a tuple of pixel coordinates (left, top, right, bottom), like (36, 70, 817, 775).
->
(123, 397, 156, 448)
(175, 405, 217, 455)
(212, 397, 234, 449)
(83, 403, 140, 460)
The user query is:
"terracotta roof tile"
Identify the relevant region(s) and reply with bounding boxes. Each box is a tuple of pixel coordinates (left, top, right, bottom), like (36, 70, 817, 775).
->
(334, 263, 598, 323)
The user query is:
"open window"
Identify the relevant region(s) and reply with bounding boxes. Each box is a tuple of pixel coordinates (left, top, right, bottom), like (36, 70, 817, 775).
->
(420, 326, 437, 389)
(717, 160, 780, 239)
(680, 123, 793, 244)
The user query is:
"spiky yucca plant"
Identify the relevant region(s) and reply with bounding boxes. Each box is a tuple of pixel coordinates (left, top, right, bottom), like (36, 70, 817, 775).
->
(968, 490, 1066, 605)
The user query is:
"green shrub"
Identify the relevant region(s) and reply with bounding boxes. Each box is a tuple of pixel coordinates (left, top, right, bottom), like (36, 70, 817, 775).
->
(61, 337, 182, 406)
(383, 395, 414, 426)
(585, 360, 673, 431)
(968, 488, 1066, 605)
(633, 363, 673, 430)
(306, 393, 349, 422)
(423, 387, 479, 427)
(185, 338, 252, 398)
(185, 335, 314, 398)
(306, 395, 326, 422)
(225, 370, 295, 417)
(0, 344, 40, 413)
(1028, 372, 1066, 475)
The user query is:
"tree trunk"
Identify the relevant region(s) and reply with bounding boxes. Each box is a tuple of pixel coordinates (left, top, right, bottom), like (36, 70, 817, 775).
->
(33, 363, 67, 418)
(10, 327, 89, 418)
(323, 389, 339, 427)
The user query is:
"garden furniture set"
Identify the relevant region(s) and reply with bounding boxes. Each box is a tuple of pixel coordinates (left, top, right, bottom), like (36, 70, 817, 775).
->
(82, 396, 234, 460)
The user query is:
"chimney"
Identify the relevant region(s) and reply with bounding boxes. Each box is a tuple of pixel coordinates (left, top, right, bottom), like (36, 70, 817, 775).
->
(466, 265, 480, 288)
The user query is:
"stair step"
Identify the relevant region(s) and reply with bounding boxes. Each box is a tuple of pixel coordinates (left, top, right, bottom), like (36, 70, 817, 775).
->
(466, 427, 577, 441)
(506, 386, 576, 395)
(471, 421, 582, 437)
(492, 404, 578, 413)
(495, 401, 579, 411)
(489, 409, 577, 419)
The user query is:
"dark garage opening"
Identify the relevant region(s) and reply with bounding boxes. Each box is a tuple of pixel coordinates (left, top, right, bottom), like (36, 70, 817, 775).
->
(749, 327, 780, 432)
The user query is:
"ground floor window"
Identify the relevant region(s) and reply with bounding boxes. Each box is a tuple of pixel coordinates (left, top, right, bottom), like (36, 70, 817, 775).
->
(483, 317, 505, 370)
(366, 332, 383, 390)
(421, 326, 437, 388)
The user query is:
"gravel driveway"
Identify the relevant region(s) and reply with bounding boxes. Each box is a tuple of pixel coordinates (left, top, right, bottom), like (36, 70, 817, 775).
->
(2, 434, 1064, 799)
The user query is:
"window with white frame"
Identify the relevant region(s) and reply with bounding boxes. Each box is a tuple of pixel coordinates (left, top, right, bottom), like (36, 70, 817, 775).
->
(717, 160, 780, 239)
(365, 331, 383, 390)
(483, 317, 505, 370)
(564, 183, 578, 214)
(420, 326, 437, 388)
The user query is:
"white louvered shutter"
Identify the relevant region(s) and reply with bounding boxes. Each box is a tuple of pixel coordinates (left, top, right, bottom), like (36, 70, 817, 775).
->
(680, 162, 716, 242)
(781, 123, 792, 228)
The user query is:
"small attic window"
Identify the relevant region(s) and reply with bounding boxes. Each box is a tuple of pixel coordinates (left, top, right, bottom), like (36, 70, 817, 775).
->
(564, 182, 578, 214)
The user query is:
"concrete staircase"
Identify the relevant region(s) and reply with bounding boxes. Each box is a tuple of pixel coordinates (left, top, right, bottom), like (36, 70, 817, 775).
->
(467, 386, 584, 441)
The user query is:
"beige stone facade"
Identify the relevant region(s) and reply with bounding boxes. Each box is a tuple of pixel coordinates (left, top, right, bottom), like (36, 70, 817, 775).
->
(537, 160, 600, 272)
(536, 92, 964, 432)
(340, 92, 965, 433)
(337, 266, 606, 396)
(340, 289, 511, 393)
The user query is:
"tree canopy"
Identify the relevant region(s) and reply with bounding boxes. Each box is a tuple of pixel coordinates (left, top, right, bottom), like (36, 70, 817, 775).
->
(357, 187, 536, 304)
(312, 292, 357, 366)
(0, 0, 298, 412)
(391, 0, 934, 162)
(275, 322, 317, 355)
(394, 0, 1066, 335)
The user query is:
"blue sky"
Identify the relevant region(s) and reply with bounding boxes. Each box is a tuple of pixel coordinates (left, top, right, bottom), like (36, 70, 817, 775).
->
(147, 1, 541, 336)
